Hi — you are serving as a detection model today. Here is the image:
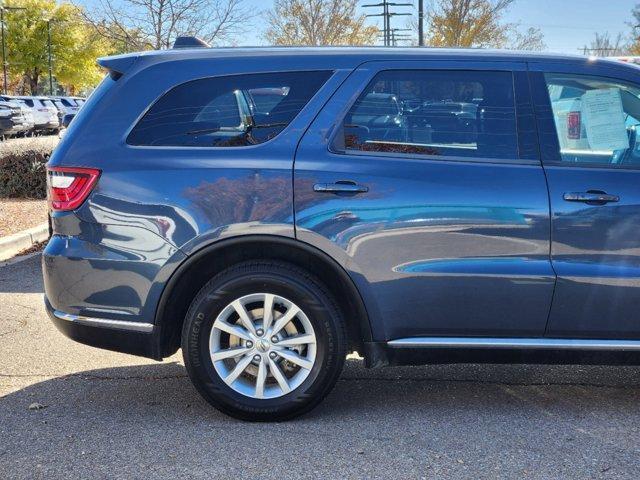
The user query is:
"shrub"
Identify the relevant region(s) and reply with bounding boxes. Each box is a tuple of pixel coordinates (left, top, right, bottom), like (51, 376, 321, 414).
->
(0, 137, 58, 198)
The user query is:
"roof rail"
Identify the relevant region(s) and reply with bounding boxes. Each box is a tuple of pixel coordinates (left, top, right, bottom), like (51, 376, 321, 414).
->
(173, 36, 210, 49)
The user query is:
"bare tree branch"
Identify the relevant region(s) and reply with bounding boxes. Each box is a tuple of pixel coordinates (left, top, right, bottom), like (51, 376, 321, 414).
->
(79, 0, 252, 51)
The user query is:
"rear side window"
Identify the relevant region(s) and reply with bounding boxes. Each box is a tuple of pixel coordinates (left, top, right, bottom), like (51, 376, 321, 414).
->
(544, 73, 640, 167)
(334, 70, 518, 160)
(128, 71, 332, 147)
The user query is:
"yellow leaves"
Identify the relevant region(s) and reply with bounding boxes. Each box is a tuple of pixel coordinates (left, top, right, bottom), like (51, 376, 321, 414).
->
(4, 0, 112, 92)
(426, 0, 512, 49)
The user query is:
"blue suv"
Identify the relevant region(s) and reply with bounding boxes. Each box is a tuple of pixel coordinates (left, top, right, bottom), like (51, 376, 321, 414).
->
(43, 43, 640, 420)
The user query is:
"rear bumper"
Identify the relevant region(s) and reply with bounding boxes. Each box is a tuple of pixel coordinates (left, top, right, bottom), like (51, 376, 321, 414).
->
(45, 296, 160, 359)
(42, 218, 184, 360)
(2, 121, 32, 134)
(34, 121, 59, 130)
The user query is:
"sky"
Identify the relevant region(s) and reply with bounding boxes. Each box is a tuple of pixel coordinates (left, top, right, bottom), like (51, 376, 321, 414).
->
(238, 0, 636, 53)
(79, 0, 637, 54)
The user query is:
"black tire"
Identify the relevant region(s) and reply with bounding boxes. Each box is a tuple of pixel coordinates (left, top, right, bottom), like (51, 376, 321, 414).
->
(181, 261, 347, 421)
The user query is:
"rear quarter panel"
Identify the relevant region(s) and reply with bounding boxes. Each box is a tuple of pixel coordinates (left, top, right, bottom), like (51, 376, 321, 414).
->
(45, 55, 353, 323)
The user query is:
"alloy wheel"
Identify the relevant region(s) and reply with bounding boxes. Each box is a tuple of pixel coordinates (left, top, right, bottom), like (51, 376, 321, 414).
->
(209, 293, 317, 399)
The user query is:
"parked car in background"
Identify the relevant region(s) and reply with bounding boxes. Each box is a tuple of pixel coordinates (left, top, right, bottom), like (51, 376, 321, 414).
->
(42, 44, 640, 421)
(51, 96, 81, 116)
(0, 99, 33, 138)
(51, 99, 66, 124)
(61, 113, 75, 128)
(12, 96, 59, 134)
(608, 56, 640, 65)
(57, 112, 76, 138)
(0, 95, 33, 135)
(18, 101, 35, 136)
(0, 101, 19, 137)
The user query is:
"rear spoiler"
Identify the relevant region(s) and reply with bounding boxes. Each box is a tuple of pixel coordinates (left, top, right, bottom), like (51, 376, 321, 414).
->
(97, 54, 138, 80)
(98, 37, 209, 78)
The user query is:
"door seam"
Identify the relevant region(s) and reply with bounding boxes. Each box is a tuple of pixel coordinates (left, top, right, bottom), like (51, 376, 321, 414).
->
(291, 68, 360, 239)
(526, 63, 559, 336)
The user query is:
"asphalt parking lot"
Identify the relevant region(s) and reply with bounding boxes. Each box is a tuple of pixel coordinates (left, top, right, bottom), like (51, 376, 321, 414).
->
(1, 255, 640, 479)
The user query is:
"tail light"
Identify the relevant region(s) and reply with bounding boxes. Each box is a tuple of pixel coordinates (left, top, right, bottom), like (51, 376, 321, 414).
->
(567, 111, 581, 140)
(47, 166, 100, 211)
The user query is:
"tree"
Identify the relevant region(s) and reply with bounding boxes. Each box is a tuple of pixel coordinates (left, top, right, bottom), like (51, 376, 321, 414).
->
(421, 0, 545, 50)
(264, 0, 378, 46)
(4, 0, 112, 94)
(82, 0, 251, 51)
(507, 26, 545, 51)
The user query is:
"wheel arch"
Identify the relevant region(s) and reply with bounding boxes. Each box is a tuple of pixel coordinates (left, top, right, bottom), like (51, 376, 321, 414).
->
(153, 235, 373, 359)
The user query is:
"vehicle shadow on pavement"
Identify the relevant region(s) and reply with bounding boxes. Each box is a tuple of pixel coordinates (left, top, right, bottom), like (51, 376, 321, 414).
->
(3, 359, 640, 422)
(3, 360, 640, 477)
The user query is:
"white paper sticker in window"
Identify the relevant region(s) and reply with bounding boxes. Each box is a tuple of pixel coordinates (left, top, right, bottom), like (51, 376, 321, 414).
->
(581, 88, 629, 151)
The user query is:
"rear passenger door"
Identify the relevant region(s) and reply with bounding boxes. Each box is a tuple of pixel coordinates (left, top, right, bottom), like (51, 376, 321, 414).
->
(530, 63, 640, 339)
(294, 61, 554, 341)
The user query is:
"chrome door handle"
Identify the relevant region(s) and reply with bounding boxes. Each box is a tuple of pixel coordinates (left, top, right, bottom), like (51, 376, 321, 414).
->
(313, 181, 369, 194)
(563, 191, 620, 204)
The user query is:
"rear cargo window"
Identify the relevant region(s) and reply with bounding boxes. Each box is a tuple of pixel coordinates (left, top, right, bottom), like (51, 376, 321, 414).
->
(128, 71, 332, 147)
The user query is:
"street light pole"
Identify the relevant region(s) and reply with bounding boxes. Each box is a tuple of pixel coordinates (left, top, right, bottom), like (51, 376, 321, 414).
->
(1, 7, 6, 95)
(47, 19, 53, 95)
(418, 0, 424, 47)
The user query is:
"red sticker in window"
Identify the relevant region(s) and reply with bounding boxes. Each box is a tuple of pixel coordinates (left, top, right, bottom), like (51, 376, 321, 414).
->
(567, 111, 581, 140)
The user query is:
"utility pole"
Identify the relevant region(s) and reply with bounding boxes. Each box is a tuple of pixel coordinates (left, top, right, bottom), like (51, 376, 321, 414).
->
(363, 1, 412, 47)
(383, 0, 389, 46)
(418, 0, 424, 46)
(0, 5, 26, 95)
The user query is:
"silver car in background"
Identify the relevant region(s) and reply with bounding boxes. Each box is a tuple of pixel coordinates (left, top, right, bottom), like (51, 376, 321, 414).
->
(13, 96, 59, 133)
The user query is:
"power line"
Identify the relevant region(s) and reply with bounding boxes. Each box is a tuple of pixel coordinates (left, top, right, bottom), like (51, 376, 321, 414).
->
(579, 46, 626, 56)
(362, 1, 413, 47)
(377, 28, 412, 46)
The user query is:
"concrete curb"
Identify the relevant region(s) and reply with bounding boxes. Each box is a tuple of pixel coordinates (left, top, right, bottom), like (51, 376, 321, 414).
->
(0, 223, 49, 261)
